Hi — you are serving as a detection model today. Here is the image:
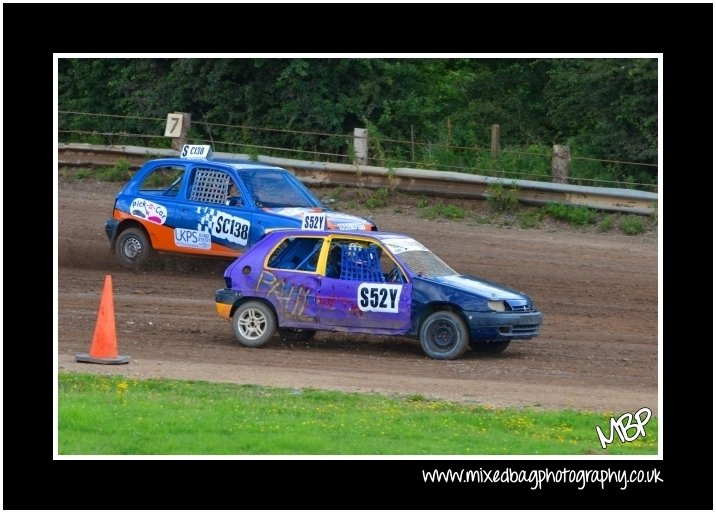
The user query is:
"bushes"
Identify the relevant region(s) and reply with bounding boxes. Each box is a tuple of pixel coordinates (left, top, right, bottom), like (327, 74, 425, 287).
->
(486, 182, 519, 213)
(543, 203, 595, 226)
(619, 215, 645, 235)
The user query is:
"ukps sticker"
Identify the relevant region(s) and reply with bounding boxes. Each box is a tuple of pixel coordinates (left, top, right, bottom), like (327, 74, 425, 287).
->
(357, 284, 402, 313)
(197, 207, 251, 246)
(174, 228, 211, 249)
(130, 198, 167, 225)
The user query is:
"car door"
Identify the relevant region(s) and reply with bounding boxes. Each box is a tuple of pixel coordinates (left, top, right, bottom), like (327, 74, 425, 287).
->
(176, 164, 254, 257)
(315, 239, 412, 332)
(258, 236, 323, 327)
(128, 162, 184, 253)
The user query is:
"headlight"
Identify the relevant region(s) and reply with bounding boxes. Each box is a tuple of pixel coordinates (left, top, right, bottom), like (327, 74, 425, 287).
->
(487, 300, 506, 312)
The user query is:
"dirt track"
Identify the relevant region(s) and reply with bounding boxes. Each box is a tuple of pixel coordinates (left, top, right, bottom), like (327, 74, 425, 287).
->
(57, 179, 659, 414)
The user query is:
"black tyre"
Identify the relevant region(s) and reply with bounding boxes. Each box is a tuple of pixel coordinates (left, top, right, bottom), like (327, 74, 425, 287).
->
(469, 340, 511, 354)
(277, 328, 317, 343)
(419, 310, 469, 360)
(232, 301, 277, 348)
(115, 227, 153, 269)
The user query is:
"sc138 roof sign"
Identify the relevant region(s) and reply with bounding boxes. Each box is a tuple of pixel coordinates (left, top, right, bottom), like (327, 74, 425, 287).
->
(180, 144, 212, 160)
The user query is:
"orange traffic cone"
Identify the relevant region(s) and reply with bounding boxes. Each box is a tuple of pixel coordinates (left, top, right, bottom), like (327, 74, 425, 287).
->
(76, 275, 130, 365)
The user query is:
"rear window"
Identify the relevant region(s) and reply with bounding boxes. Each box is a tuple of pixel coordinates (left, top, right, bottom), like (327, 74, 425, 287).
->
(267, 237, 323, 272)
(138, 165, 185, 197)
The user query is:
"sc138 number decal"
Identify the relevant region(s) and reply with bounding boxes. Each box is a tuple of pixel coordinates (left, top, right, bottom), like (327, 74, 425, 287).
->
(212, 213, 250, 244)
(357, 284, 402, 313)
(197, 207, 251, 246)
(302, 212, 326, 230)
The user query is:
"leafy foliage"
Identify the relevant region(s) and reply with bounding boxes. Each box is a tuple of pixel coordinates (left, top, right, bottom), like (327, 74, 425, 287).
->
(421, 203, 466, 220)
(58, 58, 658, 187)
(619, 215, 645, 235)
(486, 181, 519, 213)
(543, 203, 596, 226)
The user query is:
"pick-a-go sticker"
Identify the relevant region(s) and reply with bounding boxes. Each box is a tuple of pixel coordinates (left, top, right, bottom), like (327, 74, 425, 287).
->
(130, 198, 167, 225)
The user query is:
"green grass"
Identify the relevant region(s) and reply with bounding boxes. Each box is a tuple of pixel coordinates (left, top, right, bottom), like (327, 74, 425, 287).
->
(598, 215, 614, 233)
(94, 158, 134, 181)
(421, 203, 466, 220)
(619, 215, 645, 235)
(365, 188, 389, 209)
(486, 182, 519, 213)
(60, 159, 135, 182)
(519, 209, 542, 229)
(543, 203, 596, 227)
(58, 372, 657, 456)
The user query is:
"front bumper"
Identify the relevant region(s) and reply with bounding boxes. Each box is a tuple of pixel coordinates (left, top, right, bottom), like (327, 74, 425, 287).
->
(215, 288, 243, 320)
(465, 311, 543, 341)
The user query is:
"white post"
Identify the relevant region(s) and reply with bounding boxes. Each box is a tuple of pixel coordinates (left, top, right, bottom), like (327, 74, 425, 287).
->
(552, 144, 571, 184)
(354, 128, 368, 165)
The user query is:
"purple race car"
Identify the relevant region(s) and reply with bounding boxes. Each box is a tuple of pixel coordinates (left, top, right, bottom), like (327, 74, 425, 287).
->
(215, 230, 543, 360)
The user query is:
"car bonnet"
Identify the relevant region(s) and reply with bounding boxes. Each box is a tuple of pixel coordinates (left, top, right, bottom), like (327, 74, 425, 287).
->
(419, 274, 529, 300)
(263, 207, 373, 230)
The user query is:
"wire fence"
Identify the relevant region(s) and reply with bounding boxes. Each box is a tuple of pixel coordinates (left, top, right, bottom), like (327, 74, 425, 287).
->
(57, 110, 658, 192)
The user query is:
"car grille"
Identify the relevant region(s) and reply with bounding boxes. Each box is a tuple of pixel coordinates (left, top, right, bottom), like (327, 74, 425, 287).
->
(505, 301, 536, 313)
(511, 324, 540, 335)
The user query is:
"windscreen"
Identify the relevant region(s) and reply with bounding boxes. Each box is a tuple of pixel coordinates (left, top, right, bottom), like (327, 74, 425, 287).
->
(238, 170, 321, 208)
(382, 237, 458, 278)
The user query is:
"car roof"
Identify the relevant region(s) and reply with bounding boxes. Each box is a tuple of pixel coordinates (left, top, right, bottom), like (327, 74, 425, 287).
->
(215, 159, 287, 172)
(143, 156, 286, 172)
(265, 229, 412, 241)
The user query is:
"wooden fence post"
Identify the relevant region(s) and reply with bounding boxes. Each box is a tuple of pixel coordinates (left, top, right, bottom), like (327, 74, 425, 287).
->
(552, 144, 571, 184)
(164, 112, 191, 151)
(491, 124, 501, 157)
(354, 128, 368, 165)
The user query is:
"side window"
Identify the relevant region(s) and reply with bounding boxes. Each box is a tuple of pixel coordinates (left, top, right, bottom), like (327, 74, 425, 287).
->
(188, 167, 236, 205)
(267, 237, 324, 272)
(380, 252, 405, 283)
(226, 179, 243, 206)
(326, 240, 405, 283)
(138, 165, 185, 197)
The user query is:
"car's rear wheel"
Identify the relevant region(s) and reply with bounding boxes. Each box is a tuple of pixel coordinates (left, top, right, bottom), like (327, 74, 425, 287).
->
(469, 340, 511, 354)
(115, 227, 153, 269)
(419, 310, 469, 360)
(232, 301, 276, 348)
(277, 328, 317, 343)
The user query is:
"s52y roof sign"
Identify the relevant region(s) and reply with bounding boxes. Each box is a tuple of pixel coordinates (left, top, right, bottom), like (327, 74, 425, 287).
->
(180, 144, 212, 160)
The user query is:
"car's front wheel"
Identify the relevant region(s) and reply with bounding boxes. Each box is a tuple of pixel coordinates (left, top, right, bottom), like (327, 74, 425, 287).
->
(115, 227, 153, 269)
(277, 328, 317, 343)
(469, 340, 511, 354)
(232, 301, 277, 348)
(419, 310, 469, 360)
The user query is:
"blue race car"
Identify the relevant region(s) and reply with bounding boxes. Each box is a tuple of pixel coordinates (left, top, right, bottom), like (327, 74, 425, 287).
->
(215, 229, 543, 360)
(105, 145, 376, 269)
